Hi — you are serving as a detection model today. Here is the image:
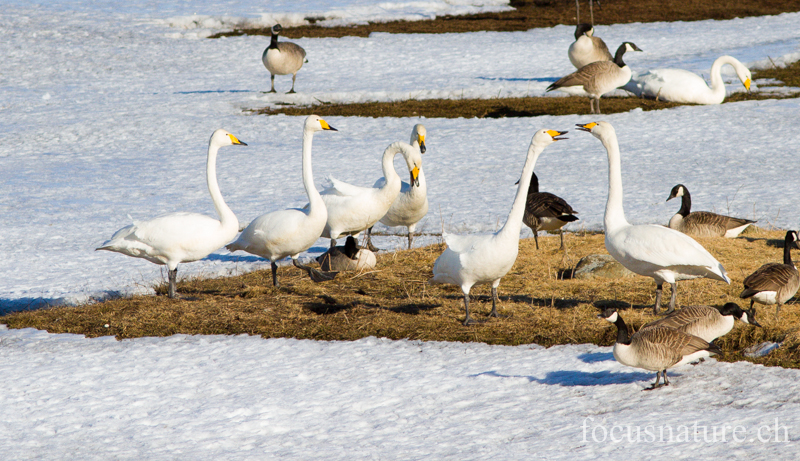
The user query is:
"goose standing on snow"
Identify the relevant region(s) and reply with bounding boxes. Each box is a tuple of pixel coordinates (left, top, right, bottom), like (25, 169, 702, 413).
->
(740, 230, 800, 319)
(97, 129, 247, 298)
(642, 303, 760, 343)
(548, 42, 642, 114)
(521, 171, 579, 250)
(316, 236, 377, 272)
(227, 115, 338, 287)
(568, 23, 613, 69)
(319, 141, 420, 248)
(364, 124, 428, 250)
(624, 55, 751, 104)
(262, 24, 307, 94)
(430, 129, 567, 325)
(578, 121, 730, 315)
(666, 184, 755, 238)
(599, 308, 720, 390)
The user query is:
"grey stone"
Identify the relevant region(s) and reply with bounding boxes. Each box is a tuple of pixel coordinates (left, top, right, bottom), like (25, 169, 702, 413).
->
(573, 254, 635, 280)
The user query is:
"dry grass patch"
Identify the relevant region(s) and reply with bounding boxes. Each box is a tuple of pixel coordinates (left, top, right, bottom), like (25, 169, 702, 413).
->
(3, 227, 800, 369)
(253, 61, 800, 119)
(211, 0, 800, 39)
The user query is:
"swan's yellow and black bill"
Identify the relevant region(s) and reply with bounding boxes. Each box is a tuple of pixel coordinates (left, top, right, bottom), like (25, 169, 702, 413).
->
(319, 119, 338, 131)
(410, 166, 420, 187)
(228, 134, 247, 146)
(418, 135, 426, 154)
(547, 130, 568, 141)
(744, 78, 751, 91)
(576, 122, 597, 132)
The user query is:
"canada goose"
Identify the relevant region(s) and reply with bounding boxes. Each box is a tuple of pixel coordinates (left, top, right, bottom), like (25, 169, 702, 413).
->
(666, 184, 755, 238)
(520, 171, 579, 250)
(364, 124, 428, 251)
(568, 23, 613, 69)
(226, 116, 338, 287)
(97, 130, 247, 298)
(642, 303, 760, 343)
(599, 308, 720, 390)
(578, 121, 730, 315)
(740, 230, 800, 319)
(430, 129, 567, 325)
(262, 24, 307, 94)
(319, 141, 420, 248)
(547, 42, 642, 114)
(316, 236, 377, 272)
(624, 55, 751, 104)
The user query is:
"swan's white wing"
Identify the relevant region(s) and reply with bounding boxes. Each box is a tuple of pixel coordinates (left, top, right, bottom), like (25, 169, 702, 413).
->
(443, 232, 488, 254)
(321, 176, 371, 197)
(610, 224, 729, 282)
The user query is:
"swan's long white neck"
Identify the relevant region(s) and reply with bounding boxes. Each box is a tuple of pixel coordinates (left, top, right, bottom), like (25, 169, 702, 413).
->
(497, 140, 546, 240)
(601, 132, 629, 232)
(380, 144, 403, 195)
(302, 127, 324, 212)
(206, 142, 235, 228)
(708, 56, 740, 97)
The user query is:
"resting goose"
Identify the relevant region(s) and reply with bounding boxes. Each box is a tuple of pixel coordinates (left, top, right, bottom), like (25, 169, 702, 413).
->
(521, 171, 579, 250)
(740, 230, 800, 319)
(548, 42, 642, 114)
(666, 184, 755, 238)
(319, 141, 420, 248)
(262, 24, 307, 94)
(226, 115, 337, 287)
(364, 124, 428, 250)
(642, 303, 760, 343)
(568, 23, 613, 69)
(430, 129, 567, 325)
(578, 121, 730, 315)
(97, 129, 247, 298)
(599, 308, 720, 390)
(624, 55, 751, 104)
(316, 236, 377, 272)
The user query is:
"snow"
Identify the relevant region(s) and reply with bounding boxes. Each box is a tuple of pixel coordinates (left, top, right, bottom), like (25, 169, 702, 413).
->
(2, 1, 800, 457)
(2, 3, 799, 308)
(2, 326, 799, 459)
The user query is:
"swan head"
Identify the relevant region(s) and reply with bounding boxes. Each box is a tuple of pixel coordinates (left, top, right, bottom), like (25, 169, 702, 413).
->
(209, 129, 247, 148)
(666, 184, 687, 201)
(531, 129, 568, 147)
(304, 115, 338, 133)
(739, 68, 752, 92)
(574, 23, 593, 40)
(393, 141, 423, 187)
(271, 24, 283, 35)
(576, 121, 615, 141)
(411, 124, 427, 154)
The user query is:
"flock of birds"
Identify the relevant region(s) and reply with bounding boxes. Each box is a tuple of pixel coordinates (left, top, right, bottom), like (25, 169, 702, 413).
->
(96, 22, 798, 390)
(547, 24, 752, 113)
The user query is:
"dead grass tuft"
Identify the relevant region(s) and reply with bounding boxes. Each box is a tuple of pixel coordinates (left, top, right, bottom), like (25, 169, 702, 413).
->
(3, 227, 799, 369)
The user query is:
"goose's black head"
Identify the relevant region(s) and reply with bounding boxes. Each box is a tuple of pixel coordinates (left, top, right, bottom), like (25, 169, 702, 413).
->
(574, 23, 593, 40)
(666, 184, 687, 202)
(719, 302, 761, 327)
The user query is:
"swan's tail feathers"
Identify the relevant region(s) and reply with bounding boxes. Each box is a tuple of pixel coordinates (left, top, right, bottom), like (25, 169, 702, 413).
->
(718, 264, 731, 284)
(226, 241, 243, 253)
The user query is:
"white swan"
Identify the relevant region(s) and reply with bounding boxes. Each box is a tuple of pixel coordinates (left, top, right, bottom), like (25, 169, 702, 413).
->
(623, 55, 751, 104)
(577, 121, 730, 315)
(97, 129, 247, 298)
(226, 115, 338, 287)
(430, 129, 567, 325)
(365, 124, 428, 250)
(319, 141, 420, 247)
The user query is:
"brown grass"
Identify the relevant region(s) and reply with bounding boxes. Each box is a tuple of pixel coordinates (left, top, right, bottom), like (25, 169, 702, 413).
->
(210, 0, 800, 39)
(252, 59, 800, 119)
(4, 227, 799, 369)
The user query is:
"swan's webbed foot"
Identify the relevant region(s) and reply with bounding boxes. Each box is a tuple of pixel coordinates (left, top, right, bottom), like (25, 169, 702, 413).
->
(293, 259, 337, 283)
